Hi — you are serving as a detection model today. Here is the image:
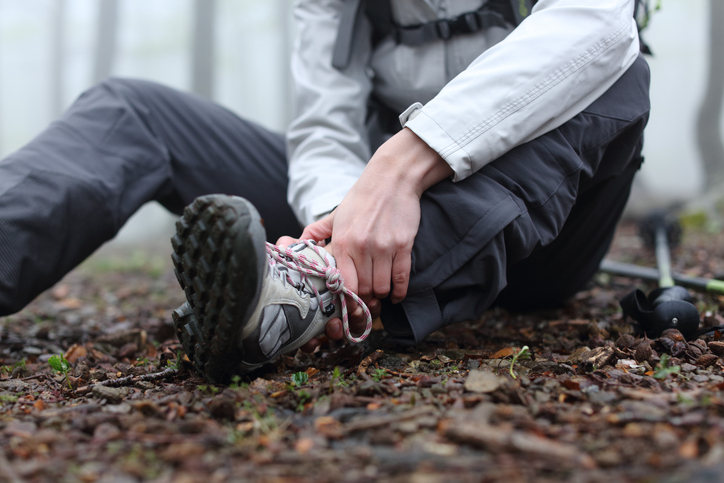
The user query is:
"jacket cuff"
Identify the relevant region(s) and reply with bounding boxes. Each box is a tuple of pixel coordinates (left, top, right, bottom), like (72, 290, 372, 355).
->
(401, 104, 473, 182)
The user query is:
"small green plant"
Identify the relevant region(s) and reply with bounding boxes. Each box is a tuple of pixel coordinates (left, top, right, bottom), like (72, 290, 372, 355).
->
(1, 359, 26, 374)
(198, 385, 220, 395)
(0, 394, 19, 404)
(654, 353, 681, 380)
(295, 390, 311, 412)
(331, 366, 348, 388)
(676, 392, 696, 406)
(509, 346, 530, 379)
(291, 372, 309, 387)
(371, 368, 387, 382)
(229, 375, 249, 390)
(48, 354, 73, 389)
(166, 350, 184, 370)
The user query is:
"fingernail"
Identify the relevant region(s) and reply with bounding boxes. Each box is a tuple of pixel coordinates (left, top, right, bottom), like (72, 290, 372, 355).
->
(353, 307, 363, 317)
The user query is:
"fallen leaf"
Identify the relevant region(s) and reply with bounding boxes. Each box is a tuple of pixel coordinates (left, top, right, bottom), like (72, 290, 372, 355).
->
(58, 297, 82, 309)
(562, 379, 580, 391)
(65, 344, 87, 363)
(295, 438, 315, 454)
(490, 347, 517, 359)
(52, 284, 70, 299)
(145, 343, 158, 359)
(464, 370, 505, 393)
(679, 439, 698, 459)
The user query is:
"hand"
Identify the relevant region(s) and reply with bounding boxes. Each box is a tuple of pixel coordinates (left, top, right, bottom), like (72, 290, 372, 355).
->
(299, 128, 453, 350)
(275, 236, 381, 352)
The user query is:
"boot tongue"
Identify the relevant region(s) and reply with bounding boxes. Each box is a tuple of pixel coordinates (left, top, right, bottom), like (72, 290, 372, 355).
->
(288, 242, 336, 293)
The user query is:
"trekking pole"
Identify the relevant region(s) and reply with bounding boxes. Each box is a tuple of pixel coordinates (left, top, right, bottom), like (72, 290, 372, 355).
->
(618, 213, 702, 339)
(600, 259, 724, 295)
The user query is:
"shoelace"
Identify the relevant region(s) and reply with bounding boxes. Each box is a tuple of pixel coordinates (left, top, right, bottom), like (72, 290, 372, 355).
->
(265, 240, 372, 343)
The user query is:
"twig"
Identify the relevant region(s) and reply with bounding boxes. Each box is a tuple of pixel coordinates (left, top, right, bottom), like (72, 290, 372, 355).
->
(343, 406, 435, 433)
(101, 367, 178, 387)
(76, 368, 178, 393)
(357, 349, 384, 378)
(383, 369, 417, 378)
(18, 373, 48, 381)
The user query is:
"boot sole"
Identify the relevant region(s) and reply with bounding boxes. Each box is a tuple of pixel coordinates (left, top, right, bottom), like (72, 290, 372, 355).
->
(171, 194, 267, 383)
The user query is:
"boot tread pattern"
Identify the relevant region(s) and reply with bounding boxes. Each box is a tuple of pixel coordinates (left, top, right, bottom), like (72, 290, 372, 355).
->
(171, 195, 259, 382)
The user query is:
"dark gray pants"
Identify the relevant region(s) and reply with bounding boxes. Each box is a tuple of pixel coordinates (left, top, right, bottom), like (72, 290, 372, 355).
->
(0, 78, 300, 316)
(0, 56, 650, 347)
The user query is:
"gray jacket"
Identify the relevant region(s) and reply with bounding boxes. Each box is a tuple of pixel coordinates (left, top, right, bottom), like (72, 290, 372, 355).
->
(286, 0, 640, 226)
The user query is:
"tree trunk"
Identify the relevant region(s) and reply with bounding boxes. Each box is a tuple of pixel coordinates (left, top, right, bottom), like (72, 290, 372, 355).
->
(191, 0, 217, 99)
(696, 0, 724, 191)
(278, 1, 293, 126)
(93, 0, 119, 84)
(50, 0, 67, 119)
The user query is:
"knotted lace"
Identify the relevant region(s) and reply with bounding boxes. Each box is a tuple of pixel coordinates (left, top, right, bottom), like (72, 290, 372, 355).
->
(265, 240, 372, 343)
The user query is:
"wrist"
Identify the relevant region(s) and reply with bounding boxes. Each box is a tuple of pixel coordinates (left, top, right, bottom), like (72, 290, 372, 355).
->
(370, 128, 453, 198)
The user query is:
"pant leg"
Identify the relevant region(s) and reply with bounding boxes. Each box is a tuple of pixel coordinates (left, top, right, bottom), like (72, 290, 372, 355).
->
(382, 55, 651, 345)
(494, 156, 642, 311)
(0, 78, 298, 316)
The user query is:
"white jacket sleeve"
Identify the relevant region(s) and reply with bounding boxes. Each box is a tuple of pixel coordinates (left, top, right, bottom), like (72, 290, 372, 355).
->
(286, 0, 373, 226)
(403, 0, 641, 181)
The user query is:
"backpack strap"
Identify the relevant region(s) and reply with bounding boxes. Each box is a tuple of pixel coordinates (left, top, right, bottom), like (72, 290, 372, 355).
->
(378, 0, 531, 48)
(332, 0, 535, 70)
(332, 0, 366, 70)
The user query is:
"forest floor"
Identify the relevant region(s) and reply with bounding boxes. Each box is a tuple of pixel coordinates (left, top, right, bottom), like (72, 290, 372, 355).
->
(2, 217, 724, 483)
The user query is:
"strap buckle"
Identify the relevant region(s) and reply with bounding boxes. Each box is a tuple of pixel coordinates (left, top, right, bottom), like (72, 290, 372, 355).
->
(462, 12, 480, 32)
(435, 19, 452, 40)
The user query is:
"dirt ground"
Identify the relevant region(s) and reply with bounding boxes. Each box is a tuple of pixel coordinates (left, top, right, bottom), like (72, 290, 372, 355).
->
(2, 218, 724, 483)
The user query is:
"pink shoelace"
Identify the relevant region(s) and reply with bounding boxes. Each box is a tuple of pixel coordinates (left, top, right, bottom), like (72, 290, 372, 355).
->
(265, 240, 373, 343)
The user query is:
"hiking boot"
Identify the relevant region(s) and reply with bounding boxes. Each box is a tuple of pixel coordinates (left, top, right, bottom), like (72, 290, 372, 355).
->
(170, 194, 370, 383)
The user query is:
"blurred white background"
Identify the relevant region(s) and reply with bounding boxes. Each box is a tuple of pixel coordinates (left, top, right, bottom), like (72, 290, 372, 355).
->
(0, 0, 717, 247)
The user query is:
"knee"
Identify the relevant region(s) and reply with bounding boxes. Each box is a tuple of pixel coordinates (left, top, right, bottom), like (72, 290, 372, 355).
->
(63, 77, 164, 125)
(77, 77, 160, 108)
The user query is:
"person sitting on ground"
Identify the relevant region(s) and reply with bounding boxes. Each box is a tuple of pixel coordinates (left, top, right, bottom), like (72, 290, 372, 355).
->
(0, 0, 650, 382)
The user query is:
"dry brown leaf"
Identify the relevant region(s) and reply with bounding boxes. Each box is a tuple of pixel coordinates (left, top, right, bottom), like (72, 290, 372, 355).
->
(145, 343, 158, 359)
(58, 297, 82, 309)
(295, 438, 315, 454)
(678, 439, 698, 459)
(64, 344, 87, 363)
(490, 347, 517, 359)
(464, 370, 505, 393)
(51, 284, 70, 299)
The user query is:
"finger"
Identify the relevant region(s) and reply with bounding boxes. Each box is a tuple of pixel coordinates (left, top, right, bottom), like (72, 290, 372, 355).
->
(325, 318, 344, 340)
(368, 298, 382, 319)
(390, 251, 412, 304)
(275, 236, 298, 248)
(355, 254, 374, 302)
(301, 212, 334, 242)
(334, 250, 359, 302)
(334, 251, 366, 329)
(348, 302, 369, 336)
(372, 256, 392, 300)
(300, 338, 319, 353)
